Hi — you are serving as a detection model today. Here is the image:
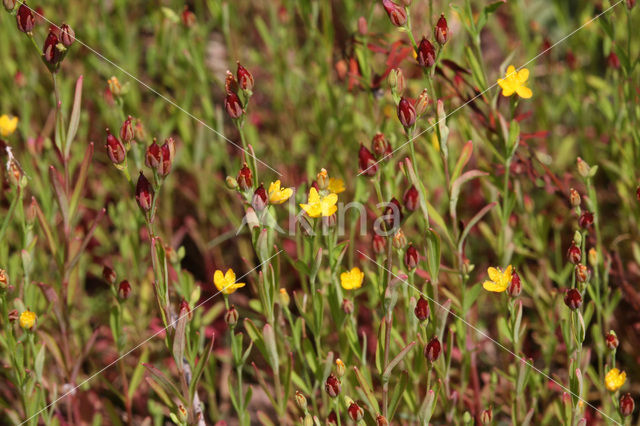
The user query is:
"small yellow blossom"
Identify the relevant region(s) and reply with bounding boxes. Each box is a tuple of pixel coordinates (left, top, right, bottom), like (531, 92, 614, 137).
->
(213, 268, 246, 295)
(336, 358, 346, 377)
(0, 114, 18, 137)
(328, 178, 345, 194)
(482, 265, 513, 292)
(107, 76, 122, 96)
(268, 180, 293, 204)
(340, 267, 364, 290)
(19, 310, 37, 329)
(300, 187, 338, 218)
(497, 65, 532, 99)
(605, 368, 626, 392)
(279, 288, 290, 306)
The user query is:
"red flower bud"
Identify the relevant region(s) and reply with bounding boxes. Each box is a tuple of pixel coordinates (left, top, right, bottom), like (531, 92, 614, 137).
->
(424, 336, 441, 362)
(434, 14, 449, 45)
(135, 172, 154, 212)
(16, 4, 34, 33)
(348, 402, 364, 421)
(414, 296, 429, 321)
(508, 269, 522, 297)
(60, 23, 75, 47)
(327, 411, 338, 424)
(627, 0, 636, 10)
(417, 37, 436, 67)
(43, 31, 62, 65)
(607, 52, 620, 70)
(567, 242, 581, 264)
(181, 6, 196, 27)
(225, 306, 239, 327)
(605, 331, 619, 350)
(359, 144, 378, 176)
(179, 300, 192, 319)
(252, 183, 268, 211)
(404, 244, 419, 270)
(224, 92, 243, 119)
(620, 393, 635, 417)
(105, 129, 126, 165)
(403, 185, 419, 211)
(382, 0, 407, 27)
(397, 97, 416, 128)
(118, 280, 131, 300)
(480, 408, 493, 425)
(372, 234, 386, 255)
(103, 266, 116, 285)
(578, 211, 593, 228)
(236, 62, 254, 92)
(159, 139, 174, 177)
(237, 163, 252, 190)
(569, 188, 581, 207)
(120, 116, 134, 143)
(372, 132, 392, 158)
(4, 0, 17, 12)
(325, 374, 341, 398)
(384, 198, 403, 229)
(564, 289, 582, 310)
(145, 140, 162, 170)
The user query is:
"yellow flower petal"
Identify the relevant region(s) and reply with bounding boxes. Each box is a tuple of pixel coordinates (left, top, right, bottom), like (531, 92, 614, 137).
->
(328, 178, 345, 194)
(225, 268, 236, 284)
(517, 68, 529, 84)
(487, 267, 501, 283)
(483, 280, 508, 292)
(506, 65, 516, 76)
(515, 85, 532, 99)
(307, 187, 320, 204)
(213, 270, 225, 291)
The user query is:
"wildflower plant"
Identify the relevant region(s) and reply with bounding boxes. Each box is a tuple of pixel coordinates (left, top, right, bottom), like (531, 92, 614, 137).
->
(0, 0, 639, 425)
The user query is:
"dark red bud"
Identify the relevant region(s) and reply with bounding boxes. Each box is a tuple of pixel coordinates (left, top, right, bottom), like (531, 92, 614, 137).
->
(567, 242, 581, 265)
(424, 336, 441, 362)
(417, 37, 436, 67)
(60, 23, 75, 47)
(372, 234, 386, 255)
(620, 393, 635, 417)
(359, 144, 378, 176)
(16, 4, 34, 33)
(118, 280, 131, 300)
(237, 163, 252, 190)
(327, 411, 338, 424)
(348, 402, 364, 421)
(135, 172, 154, 212)
(397, 97, 416, 128)
(508, 269, 522, 297)
(404, 244, 419, 270)
(325, 374, 341, 398)
(159, 139, 174, 177)
(145, 140, 162, 170)
(225, 71, 238, 95)
(224, 92, 243, 119)
(372, 132, 392, 158)
(403, 185, 419, 211)
(103, 266, 116, 284)
(578, 211, 594, 228)
(236, 62, 254, 91)
(179, 300, 192, 319)
(605, 331, 619, 350)
(120, 116, 134, 143)
(181, 6, 196, 27)
(626, 0, 636, 10)
(607, 52, 620, 70)
(382, 0, 407, 27)
(252, 184, 268, 211)
(434, 14, 449, 45)
(414, 296, 430, 321)
(43, 31, 61, 65)
(376, 415, 389, 426)
(106, 129, 126, 165)
(384, 198, 403, 229)
(564, 289, 583, 310)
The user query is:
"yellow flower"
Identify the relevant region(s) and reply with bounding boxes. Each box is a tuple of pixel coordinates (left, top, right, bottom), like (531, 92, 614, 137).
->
(0, 114, 18, 137)
(605, 368, 626, 392)
(497, 65, 532, 99)
(268, 180, 293, 204)
(340, 267, 364, 290)
(482, 265, 513, 292)
(328, 178, 345, 194)
(213, 268, 246, 295)
(19, 310, 37, 330)
(300, 187, 338, 218)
